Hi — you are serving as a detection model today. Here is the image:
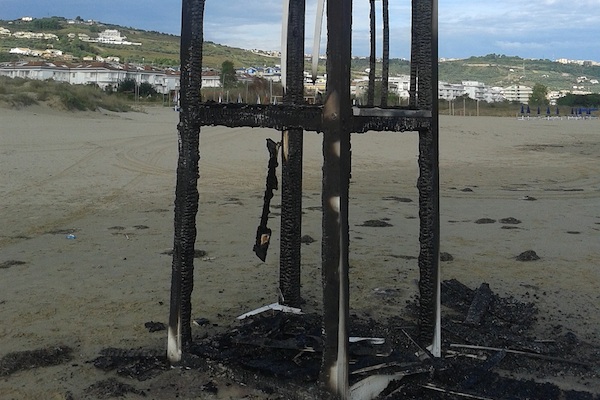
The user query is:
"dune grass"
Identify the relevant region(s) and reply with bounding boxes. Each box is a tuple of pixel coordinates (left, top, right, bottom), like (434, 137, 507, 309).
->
(0, 76, 133, 112)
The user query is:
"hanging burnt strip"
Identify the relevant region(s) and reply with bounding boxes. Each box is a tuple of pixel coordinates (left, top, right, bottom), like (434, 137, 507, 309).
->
(169, 0, 439, 397)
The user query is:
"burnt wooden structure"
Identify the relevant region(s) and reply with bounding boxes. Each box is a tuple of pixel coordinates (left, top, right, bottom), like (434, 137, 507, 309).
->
(168, 0, 439, 397)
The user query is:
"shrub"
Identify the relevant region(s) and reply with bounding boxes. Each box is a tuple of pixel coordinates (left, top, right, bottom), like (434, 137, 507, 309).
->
(10, 93, 38, 107)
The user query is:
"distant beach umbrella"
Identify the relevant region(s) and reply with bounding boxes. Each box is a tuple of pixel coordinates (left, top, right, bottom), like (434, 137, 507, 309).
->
(537, 106, 541, 115)
(586, 108, 591, 115)
(526, 105, 531, 114)
(571, 107, 574, 115)
(546, 106, 550, 115)
(556, 107, 559, 115)
(520, 104, 525, 114)
(578, 108, 582, 115)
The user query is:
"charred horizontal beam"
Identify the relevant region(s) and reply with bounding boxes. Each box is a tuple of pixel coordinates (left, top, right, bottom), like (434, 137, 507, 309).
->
(352, 115, 430, 133)
(196, 102, 430, 133)
(352, 107, 431, 118)
(197, 103, 323, 131)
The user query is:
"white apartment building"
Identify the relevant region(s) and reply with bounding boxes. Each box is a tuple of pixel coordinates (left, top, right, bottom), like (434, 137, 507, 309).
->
(97, 29, 125, 44)
(388, 75, 411, 99)
(96, 29, 142, 46)
(501, 85, 533, 104)
(462, 81, 486, 101)
(438, 81, 464, 100)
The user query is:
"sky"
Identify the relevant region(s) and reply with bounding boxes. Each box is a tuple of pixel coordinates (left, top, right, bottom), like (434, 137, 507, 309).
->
(1, 0, 599, 62)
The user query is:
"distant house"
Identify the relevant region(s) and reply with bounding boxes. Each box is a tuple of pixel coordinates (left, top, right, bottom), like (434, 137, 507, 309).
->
(261, 66, 281, 82)
(201, 71, 221, 88)
(97, 29, 125, 44)
(9, 47, 31, 55)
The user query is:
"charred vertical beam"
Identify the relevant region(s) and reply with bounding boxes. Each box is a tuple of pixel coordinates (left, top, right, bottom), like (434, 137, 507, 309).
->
(380, 0, 390, 107)
(409, 0, 418, 107)
(367, 0, 376, 106)
(279, 0, 305, 308)
(415, 0, 441, 356)
(168, 0, 204, 364)
(321, 0, 352, 397)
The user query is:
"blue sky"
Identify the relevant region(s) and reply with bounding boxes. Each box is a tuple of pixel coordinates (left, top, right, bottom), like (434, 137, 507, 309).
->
(1, 0, 598, 61)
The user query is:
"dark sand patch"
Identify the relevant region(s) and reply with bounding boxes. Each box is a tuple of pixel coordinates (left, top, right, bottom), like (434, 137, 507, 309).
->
(0, 260, 26, 269)
(0, 346, 73, 377)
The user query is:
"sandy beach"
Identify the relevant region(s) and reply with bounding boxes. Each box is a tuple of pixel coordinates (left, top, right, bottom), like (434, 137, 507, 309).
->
(1, 105, 599, 399)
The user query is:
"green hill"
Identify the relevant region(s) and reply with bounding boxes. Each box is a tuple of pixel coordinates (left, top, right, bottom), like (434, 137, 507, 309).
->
(350, 55, 600, 92)
(2, 17, 599, 93)
(0, 16, 276, 68)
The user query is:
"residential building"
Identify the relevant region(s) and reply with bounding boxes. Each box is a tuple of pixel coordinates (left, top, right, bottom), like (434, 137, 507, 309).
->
(388, 75, 411, 99)
(462, 81, 486, 101)
(0, 61, 181, 94)
(12, 31, 59, 40)
(501, 85, 533, 104)
(439, 81, 464, 100)
(201, 70, 221, 88)
(95, 29, 142, 46)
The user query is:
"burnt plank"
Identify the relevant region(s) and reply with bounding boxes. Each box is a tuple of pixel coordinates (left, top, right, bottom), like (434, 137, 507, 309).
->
(464, 283, 494, 326)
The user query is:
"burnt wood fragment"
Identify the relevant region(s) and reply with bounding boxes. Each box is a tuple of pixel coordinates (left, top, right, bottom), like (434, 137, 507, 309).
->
(464, 283, 493, 326)
(253, 139, 280, 262)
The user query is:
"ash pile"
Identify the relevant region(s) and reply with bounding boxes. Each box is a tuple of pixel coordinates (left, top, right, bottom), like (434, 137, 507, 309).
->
(186, 279, 599, 399)
(84, 279, 600, 399)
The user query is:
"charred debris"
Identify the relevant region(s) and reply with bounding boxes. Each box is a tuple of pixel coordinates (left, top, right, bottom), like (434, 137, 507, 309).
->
(76, 279, 600, 399)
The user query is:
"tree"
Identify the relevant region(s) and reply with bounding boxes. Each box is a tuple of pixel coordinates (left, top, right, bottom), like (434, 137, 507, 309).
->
(117, 78, 136, 93)
(529, 83, 549, 106)
(220, 60, 237, 89)
(139, 81, 157, 97)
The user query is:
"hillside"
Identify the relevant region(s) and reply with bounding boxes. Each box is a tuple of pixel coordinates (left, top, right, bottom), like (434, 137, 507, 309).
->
(350, 55, 600, 92)
(1, 17, 600, 93)
(0, 16, 276, 68)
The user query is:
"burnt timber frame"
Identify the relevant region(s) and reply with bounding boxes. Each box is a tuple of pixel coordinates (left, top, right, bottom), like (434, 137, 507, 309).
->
(169, 0, 439, 397)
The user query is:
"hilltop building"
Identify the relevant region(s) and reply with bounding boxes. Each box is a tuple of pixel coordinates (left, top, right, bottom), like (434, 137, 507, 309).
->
(96, 29, 142, 46)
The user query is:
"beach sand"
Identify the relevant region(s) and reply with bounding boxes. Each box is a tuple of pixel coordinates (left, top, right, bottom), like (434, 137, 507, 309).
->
(0, 105, 599, 398)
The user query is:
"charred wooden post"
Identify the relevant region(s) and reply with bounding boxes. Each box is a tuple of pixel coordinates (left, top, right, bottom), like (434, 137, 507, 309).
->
(168, 0, 205, 363)
(279, 0, 305, 308)
(367, 0, 376, 106)
(415, 0, 441, 356)
(380, 0, 390, 106)
(320, 0, 352, 396)
(409, 0, 418, 107)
